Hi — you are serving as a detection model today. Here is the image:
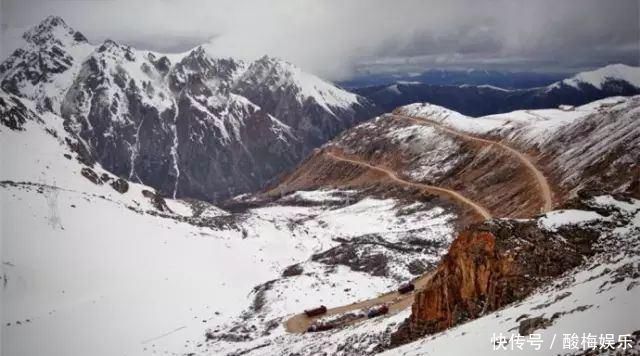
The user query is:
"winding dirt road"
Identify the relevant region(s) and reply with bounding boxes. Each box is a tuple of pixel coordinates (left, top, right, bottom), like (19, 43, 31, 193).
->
(394, 114, 554, 213)
(284, 113, 554, 333)
(325, 151, 492, 220)
(284, 152, 491, 333)
(285, 267, 437, 333)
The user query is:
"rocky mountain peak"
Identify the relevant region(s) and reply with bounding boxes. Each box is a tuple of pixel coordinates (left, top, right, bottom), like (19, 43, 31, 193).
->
(239, 54, 360, 108)
(96, 39, 136, 61)
(1, 16, 93, 112)
(188, 45, 208, 58)
(247, 55, 296, 80)
(22, 15, 87, 46)
(254, 54, 285, 66)
(180, 46, 242, 73)
(168, 47, 245, 95)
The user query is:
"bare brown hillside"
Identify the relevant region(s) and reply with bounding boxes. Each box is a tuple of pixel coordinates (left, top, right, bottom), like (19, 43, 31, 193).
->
(269, 114, 550, 223)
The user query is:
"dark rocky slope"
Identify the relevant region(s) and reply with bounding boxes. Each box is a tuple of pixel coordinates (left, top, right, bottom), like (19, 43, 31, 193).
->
(1, 16, 378, 202)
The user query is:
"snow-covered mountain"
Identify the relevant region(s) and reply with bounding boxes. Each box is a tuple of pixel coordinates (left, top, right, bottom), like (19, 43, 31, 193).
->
(340, 68, 567, 90)
(551, 63, 640, 90)
(397, 96, 640, 199)
(3, 71, 639, 355)
(0, 16, 377, 202)
(195, 95, 637, 355)
(0, 89, 452, 355)
(3, 15, 639, 356)
(355, 64, 640, 116)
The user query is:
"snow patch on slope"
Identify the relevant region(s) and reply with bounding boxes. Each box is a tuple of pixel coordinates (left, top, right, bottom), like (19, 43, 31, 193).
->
(538, 210, 605, 232)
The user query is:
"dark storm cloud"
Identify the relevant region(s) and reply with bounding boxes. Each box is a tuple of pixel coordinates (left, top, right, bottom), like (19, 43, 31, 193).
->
(1, 0, 638, 80)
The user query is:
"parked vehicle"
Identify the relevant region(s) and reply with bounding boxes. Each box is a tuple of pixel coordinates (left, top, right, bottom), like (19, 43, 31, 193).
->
(307, 323, 334, 332)
(304, 305, 327, 317)
(366, 304, 389, 318)
(397, 282, 415, 294)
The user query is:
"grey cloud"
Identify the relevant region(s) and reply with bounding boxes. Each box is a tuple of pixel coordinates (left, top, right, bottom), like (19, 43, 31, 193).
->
(1, 0, 638, 80)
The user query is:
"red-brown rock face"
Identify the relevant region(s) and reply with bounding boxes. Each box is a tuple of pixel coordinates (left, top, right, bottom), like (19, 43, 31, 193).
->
(410, 231, 500, 330)
(391, 219, 593, 345)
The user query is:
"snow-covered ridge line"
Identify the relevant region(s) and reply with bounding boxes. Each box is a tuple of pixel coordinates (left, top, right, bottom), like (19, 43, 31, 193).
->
(552, 63, 640, 90)
(397, 95, 633, 139)
(396, 94, 639, 202)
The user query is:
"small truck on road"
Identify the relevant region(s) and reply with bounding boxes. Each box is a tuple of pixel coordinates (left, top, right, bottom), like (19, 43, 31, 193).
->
(304, 305, 327, 317)
(397, 282, 415, 294)
(366, 304, 389, 318)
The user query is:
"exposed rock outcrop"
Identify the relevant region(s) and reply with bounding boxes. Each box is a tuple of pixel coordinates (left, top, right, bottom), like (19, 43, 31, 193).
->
(80, 167, 102, 185)
(389, 207, 599, 346)
(385, 190, 640, 349)
(518, 316, 552, 336)
(0, 91, 38, 130)
(141, 189, 172, 213)
(110, 178, 129, 193)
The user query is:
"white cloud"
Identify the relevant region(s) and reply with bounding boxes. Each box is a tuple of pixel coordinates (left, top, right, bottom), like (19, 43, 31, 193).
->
(1, 0, 638, 80)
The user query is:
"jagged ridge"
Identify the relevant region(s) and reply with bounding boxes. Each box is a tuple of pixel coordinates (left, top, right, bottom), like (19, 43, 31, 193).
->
(0, 16, 379, 202)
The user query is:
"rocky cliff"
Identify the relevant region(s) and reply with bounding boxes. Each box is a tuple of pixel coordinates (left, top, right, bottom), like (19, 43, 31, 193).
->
(1, 16, 378, 202)
(388, 190, 635, 347)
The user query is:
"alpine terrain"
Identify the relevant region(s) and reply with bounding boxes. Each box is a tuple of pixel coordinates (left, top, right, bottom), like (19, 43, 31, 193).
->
(2, 14, 640, 356)
(355, 64, 640, 116)
(0, 16, 377, 202)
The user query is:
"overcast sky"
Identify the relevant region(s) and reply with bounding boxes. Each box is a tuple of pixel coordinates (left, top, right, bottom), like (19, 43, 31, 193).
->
(1, 0, 638, 80)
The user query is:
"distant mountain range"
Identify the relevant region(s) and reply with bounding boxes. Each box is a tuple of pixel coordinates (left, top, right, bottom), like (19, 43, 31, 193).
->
(352, 64, 640, 116)
(339, 69, 570, 89)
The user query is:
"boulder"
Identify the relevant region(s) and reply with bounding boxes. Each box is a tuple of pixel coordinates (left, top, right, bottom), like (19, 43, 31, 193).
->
(80, 167, 102, 185)
(110, 178, 129, 194)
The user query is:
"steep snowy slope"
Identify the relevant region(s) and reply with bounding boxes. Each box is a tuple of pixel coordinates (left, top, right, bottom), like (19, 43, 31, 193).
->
(187, 193, 639, 356)
(0, 90, 450, 356)
(1, 16, 378, 202)
(3, 84, 639, 356)
(3, 15, 638, 356)
(1, 88, 163, 211)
